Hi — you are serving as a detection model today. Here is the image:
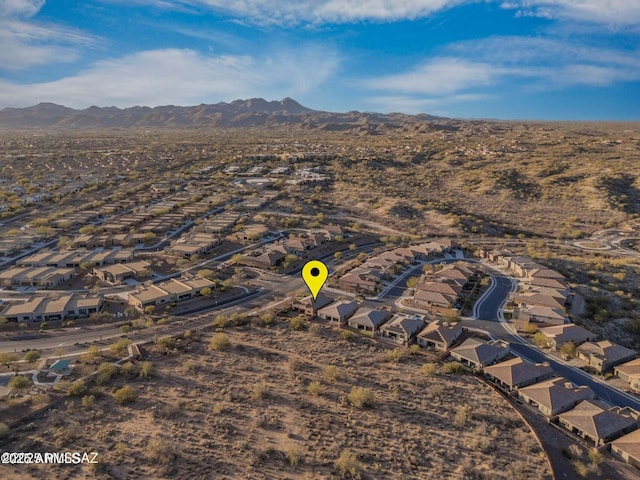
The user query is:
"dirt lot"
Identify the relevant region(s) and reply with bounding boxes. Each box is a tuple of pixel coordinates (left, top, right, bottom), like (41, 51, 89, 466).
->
(0, 322, 551, 480)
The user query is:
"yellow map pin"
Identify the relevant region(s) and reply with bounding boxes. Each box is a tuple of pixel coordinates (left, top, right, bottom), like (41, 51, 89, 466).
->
(302, 260, 328, 300)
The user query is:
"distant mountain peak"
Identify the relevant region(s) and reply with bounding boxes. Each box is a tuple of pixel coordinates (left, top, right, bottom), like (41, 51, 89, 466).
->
(0, 97, 447, 131)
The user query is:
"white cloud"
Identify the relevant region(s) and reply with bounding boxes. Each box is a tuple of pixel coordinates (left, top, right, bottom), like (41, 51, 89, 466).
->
(120, 0, 640, 26)
(500, 1, 640, 26)
(0, 0, 101, 70)
(0, 46, 341, 108)
(367, 93, 490, 114)
(363, 36, 640, 107)
(364, 58, 502, 95)
(120, 0, 470, 24)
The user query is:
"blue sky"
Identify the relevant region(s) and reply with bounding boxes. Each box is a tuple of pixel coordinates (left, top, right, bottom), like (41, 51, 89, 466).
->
(0, 0, 638, 119)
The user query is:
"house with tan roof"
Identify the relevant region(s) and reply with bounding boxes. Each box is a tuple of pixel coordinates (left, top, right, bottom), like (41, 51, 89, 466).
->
(292, 293, 333, 316)
(484, 357, 554, 391)
(519, 305, 568, 325)
(347, 307, 392, 334)
(317, 300, 359, 325)
(0, 294, 102, 324)
(529, 276, 569, 290)
(517, 377, 595, 417)
(416, 320, 462, 352)
(515, 292, 566, 310)
(557, 400, 639, 447)
(379, 313, 425, 345)
(449, 338, 510, 369)
(611, 429, 640, 468)
(338, 268, 382, 293)
(93, 260, 150, 284)
(540, 324, 598, 350)
(128, 276, 215, 310)
(615, 358, 640, 391)
(413, 288, 457, 310)
(577, 340, 637, 373)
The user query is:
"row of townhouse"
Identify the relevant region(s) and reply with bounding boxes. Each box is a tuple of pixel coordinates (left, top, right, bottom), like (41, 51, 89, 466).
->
(0, 293, 103, 324)
(478, 341, 640, 463)
(294, 293, 464, 348)
(338, 239, 455, 294)
(167, 233, 220, 259)
(0, 266, 76, 288)
(238, 228, 342, 270)
(18, 249, 135, 268)
(412, 263, 479, 311)
(487, 250, 571, 325)
(538, 323, 637, 373)
(128, 276, 215, 310)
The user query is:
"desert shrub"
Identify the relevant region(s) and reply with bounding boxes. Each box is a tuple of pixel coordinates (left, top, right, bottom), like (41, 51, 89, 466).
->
(307, 380, 323, 396)
(0, 423, 9, 439)
(31, 393, 50, 405)
(67, 381, 86, 397)
(8, 375, 30, 390)
(533, 332, 549, 348)
(120, 361, 137, 376)
(155, 336, 177, 353)
(81, 394, 96, 408)
(454, 405, 472, 426)
(120, 325, 130, 333)
(145, 437, 176, 467)
(114, 385, 137, 405)
(24, 350, 41, 362)
(339, 329, 354, 341)
(213, 315, 228, 328)
(348, 386, 374, 408)
(588, 449, 604, 465)
(409, 344, 421, 355)
(252, 382, 268, 401)
(560, 341, 577, 358)
(209, 333, 231, 351)
(109, 338, 131, 355)
(289, 316, 306, 331)
(522, 323, 538, 335)
(257, 312, 275, 326)
(140, 361, 154, 378)
(323, 365, 340, 382)
(421, 362, 437, 376)
(213, 401, 225, 415)
(442, 361, 465, 375)
(286, 446, 304, 466)
(96, 362, 118, 385)
(571, 460, 589, 478)
(385, 348, 408, 363)
(334, 449, 363, 479)
(85, 345, 101, 361)
(309, 324, 322, 337)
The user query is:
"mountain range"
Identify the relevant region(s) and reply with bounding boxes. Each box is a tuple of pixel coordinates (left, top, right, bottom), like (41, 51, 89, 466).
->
(0, 98, 449, 132)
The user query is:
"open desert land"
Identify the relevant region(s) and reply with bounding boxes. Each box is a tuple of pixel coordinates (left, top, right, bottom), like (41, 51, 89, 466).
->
(1, 321, 551, 480)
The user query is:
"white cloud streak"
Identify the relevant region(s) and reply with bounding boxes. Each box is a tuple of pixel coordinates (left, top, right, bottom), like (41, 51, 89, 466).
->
(0, 0, 102, 70)
(0, 46, 341, 108)
(120, 0, 640, 26)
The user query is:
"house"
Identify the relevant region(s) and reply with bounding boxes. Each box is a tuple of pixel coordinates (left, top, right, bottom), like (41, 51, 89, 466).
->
(0, 294, 103, 324)
(92, 260, 150, 284)
(557, 400, 639, 446)
(128, 277, 215, 310)
(515, 292, 566, 310)
(0, 266, 76, 288)
(611, 429, 640, 468)
(517, 377, 595, 416)
(338, 269, 382, 293)
(615, 358, 640, 391)
(292, 293, 333, 316)
(416, 320, 462, 351)
(519, 305, 568, 325)
(413, 288, 457, 310)
(347, 308, 392, 334)
(484, 357, 554, 391)
(317, 300, 359, 325)
(379, 314, 425, 345)
(449, 338, 509, 369)
(577, 340, 637, 373)
(528, 276, 569, 290)
(540, 324, 598, 350)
